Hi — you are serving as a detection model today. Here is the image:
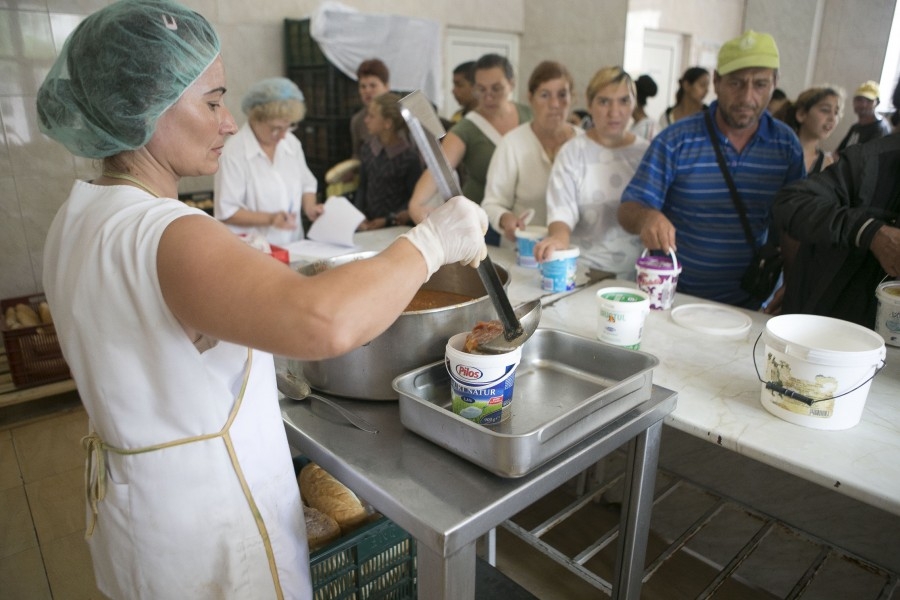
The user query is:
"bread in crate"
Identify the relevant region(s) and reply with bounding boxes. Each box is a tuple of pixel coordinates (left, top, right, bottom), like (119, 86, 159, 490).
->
(1, 293, 69, 388)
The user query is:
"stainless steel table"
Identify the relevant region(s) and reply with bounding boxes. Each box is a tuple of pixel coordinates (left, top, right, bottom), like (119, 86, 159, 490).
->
(282, 384, 676, 600)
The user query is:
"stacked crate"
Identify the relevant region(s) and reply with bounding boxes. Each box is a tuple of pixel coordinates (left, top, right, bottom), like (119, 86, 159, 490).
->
(284, 19, 360, 201)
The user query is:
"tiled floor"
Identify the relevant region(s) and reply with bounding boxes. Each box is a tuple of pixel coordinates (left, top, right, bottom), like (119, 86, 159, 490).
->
(3, 394, 900, 599)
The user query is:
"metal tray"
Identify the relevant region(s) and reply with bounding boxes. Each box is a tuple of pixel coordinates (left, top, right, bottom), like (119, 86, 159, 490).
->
(393, 328, 658, 477)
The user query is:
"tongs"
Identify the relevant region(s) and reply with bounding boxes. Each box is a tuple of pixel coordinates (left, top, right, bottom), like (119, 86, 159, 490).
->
(399, 91, 540, 354)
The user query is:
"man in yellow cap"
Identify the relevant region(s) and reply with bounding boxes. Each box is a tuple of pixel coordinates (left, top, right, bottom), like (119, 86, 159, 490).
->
(620, 30, 804, 309)
(837, 80, 892, 150)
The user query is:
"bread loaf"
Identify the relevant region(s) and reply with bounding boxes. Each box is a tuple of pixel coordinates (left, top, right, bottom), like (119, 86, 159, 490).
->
(303, 505, 341, 550)
(15, 303, 40, 327)
(38, 301, 53, 325)
(4, 307, 18, 329)
(299, 463, 368, 534)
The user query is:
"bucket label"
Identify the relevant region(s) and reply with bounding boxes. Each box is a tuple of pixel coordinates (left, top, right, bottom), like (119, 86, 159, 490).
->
(764, 353, 836, 418)
(451, 374, 515, 425)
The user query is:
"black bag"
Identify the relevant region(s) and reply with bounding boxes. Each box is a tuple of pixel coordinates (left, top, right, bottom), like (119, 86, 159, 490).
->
(704, 111, 783, 302)
(741, 243, 784, 302)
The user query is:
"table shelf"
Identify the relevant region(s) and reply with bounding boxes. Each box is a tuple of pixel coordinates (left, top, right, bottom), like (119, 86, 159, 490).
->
(501, 454, 900, 599)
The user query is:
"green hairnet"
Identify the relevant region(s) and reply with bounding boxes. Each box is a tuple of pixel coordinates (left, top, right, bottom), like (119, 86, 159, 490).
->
(241, 78, 305, 115)
(36, 0, 220, 159)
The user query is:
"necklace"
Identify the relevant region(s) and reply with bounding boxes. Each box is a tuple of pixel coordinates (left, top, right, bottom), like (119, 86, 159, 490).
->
(102, 170, 162, 198)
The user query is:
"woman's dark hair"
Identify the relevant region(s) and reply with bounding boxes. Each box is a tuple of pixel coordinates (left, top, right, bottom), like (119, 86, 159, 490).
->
(675, 67, 709, 105)
(634, 75, 658, 107)
(475, 53, 515, 81)
(527, 60, 574, 94)
(357, 58, 390, 85)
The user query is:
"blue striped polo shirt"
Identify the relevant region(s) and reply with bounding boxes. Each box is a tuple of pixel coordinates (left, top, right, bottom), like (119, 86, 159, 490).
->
(622, 101, 804, 307)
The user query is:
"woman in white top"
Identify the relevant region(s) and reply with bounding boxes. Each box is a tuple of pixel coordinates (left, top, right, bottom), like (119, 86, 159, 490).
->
(482, 61, 582, 246)
(214, 78, 321, 246)
(36, 2, 488, 598)
(535, 66, 650, 279)
(657, 66, 710, 132)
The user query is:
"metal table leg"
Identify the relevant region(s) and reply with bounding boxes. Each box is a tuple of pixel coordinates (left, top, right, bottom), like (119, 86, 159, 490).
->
(612, 419, 663, 600)
(417, 541, 477, 600)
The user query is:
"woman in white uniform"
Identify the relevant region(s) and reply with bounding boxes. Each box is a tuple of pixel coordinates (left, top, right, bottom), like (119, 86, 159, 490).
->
(36, 1, 488, 598)
(535, 66, 649, 280)
(214, 78, 321, 246)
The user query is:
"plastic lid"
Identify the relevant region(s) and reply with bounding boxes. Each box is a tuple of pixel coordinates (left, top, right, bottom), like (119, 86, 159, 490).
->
(670, 303, 752, 338)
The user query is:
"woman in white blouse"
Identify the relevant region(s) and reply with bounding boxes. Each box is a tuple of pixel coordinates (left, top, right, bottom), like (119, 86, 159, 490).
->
(481, 61, 582, 247)
(534, 66, 649, 279)
(214, 78, 322, 246)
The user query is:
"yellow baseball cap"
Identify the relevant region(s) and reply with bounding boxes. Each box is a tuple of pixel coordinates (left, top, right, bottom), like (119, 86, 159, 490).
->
(717, 30, 780, 75)
(854, 80, 880, 101)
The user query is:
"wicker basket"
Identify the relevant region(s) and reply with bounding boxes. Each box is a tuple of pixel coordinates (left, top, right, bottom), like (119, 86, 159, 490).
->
(1, 294, 69, 388)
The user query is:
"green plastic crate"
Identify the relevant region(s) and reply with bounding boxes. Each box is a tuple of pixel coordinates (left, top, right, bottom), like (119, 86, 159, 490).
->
(310, 516, 416, 599)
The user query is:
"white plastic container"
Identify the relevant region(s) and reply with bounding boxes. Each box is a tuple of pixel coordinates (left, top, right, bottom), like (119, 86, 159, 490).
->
(514, 226, 547, 268)
(541, 247, 579, 292)
(596, 287, 651, 350)
(875, 280, 900, 347)
(635, 248, 681, 310)
(760, 314, 886, 430)
(445, 332, 522, 426)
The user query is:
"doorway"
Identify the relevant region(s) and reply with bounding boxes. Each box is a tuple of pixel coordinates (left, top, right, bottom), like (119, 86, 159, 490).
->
(640, 30, 684, 123)
(443, 28, 520, 119)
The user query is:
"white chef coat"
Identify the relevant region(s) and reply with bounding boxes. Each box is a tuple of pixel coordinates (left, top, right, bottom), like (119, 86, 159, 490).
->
(482, 123, 584, 249)
(43, 181, 311, 599)
(215, 122, 318, 247)
(546, 134, 649, 280)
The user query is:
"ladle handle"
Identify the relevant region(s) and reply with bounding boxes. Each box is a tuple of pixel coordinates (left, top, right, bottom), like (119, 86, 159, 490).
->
(399, 91, 523, 339)
(477, 257, 523, 340)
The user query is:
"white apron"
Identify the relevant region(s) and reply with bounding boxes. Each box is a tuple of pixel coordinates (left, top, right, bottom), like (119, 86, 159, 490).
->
(43, 181, 312, 599)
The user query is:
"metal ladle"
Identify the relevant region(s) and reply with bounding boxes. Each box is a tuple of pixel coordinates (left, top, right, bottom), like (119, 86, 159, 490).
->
(276, 371, 378, 434)
(400, 91, 541, 354)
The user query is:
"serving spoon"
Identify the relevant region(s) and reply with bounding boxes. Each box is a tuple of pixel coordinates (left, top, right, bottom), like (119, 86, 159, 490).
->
(276, 371, 378, 434)
(399, 90, 541, 354)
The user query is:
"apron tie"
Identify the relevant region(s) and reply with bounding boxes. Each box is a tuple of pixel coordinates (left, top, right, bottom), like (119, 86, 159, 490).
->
(82, 433, 106, 537)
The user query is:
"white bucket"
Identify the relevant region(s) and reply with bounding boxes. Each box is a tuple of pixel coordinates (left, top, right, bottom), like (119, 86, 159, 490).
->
(760, 314, 886, 430)
(445, 332, 522, 426)
(875, 280, 900, 347)
(514, 226, 547, 268)
(635, 248, 682, 310)
(541, 247, 579, 292)
(596, 287, 651, 350)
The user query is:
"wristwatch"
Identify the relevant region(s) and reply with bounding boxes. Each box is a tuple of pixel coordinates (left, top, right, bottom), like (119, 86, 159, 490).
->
(386, 212, 397, 227)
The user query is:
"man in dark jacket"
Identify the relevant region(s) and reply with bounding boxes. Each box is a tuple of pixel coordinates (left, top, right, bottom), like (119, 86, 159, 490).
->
(774, 134, 900, 327)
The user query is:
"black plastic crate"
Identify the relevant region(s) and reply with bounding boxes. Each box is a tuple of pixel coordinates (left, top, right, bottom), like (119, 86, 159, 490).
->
(285, 19, 327, 68)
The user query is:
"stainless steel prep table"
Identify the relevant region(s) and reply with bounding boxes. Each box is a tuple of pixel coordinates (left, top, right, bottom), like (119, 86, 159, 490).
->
(282, 384, 676, 600)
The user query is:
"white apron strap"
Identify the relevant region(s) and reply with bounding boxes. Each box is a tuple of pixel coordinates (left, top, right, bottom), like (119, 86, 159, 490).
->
(464, 111, 503, 146)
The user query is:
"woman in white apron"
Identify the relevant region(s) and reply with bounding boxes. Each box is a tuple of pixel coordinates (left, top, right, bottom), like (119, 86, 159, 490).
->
(37, 2, 488, 598)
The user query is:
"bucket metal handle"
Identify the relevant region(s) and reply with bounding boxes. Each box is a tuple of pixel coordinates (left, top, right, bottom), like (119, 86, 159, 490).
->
(752, 331, 886, 406)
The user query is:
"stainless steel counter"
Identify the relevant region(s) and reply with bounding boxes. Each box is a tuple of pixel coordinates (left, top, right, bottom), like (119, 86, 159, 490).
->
(281, 384, 676, 599)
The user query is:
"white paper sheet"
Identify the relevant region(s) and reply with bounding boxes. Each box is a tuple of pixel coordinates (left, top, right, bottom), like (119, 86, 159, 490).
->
(287, 196, 365, 262)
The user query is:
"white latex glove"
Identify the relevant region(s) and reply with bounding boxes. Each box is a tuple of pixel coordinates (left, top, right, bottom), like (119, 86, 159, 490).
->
(401, 195, 488, 280)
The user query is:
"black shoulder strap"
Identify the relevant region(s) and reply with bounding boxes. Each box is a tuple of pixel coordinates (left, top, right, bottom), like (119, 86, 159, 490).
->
(811, 150, 825, 173)
(704, 110, 758, 250)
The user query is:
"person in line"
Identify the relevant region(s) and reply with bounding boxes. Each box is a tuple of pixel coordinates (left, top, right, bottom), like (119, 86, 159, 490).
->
(481, 60, 582, 246)
(350, 58, 391, 157)
(836, 80, 892, 151)
(213, 77, 320, 246)
(767, 87, 788, 115)
(355, 93, 423, 230)
(774, 86, 844, 173)
(619, 30, 804, 308)
(630, 74, 658, 140)
(534, 66, 649, 279)
(775, 134, 900, 328)
(408, 53, 532, 246)
(450, 61, 478, 123)
(36, 1, 488, 597)
(657, 66, 710, 131)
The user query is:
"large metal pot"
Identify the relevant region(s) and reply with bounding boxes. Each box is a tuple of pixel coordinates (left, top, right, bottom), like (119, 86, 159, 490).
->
(289, 252, 509, 400)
